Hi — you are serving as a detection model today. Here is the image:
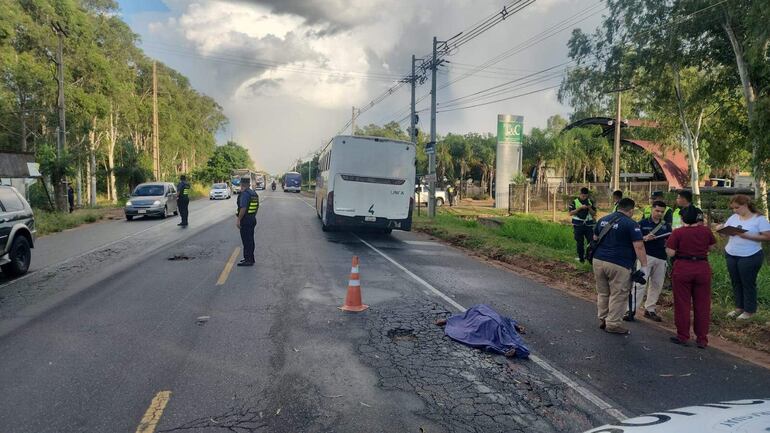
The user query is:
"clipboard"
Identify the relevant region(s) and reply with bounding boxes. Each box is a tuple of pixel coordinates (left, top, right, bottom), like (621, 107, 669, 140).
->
(717, 226, 747, 236)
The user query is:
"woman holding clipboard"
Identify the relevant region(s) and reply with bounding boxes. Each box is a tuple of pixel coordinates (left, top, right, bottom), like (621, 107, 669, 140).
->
(716, 194, 770, 320)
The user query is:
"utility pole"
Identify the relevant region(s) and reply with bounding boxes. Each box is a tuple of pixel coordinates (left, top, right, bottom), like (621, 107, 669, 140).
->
(410, 54, 417, 144)
(612, 91, 621, 191)
(152, 61, 160, 180)
(428, 36, 439, 218)
(52, 22, 68, 212)
(351, 106, 356, 135)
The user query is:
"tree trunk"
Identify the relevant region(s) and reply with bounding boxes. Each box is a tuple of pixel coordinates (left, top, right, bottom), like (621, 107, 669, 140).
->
(89, 117, 98, 206)
(723, 12, 768, 215)
(672, 68, 701, 206)
(18, 96, 27, 152)
(108, 107, 118, 204)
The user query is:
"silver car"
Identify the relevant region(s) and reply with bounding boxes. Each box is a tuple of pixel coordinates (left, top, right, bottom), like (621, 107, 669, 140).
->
(124, 182, 179, 221)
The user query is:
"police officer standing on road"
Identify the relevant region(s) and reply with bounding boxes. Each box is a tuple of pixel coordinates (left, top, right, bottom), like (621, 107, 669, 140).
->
(592, 198, 649, 334)
(236, 176, 259, 267)
(176, 175, 191, 227)
(569, 187, 597, 263)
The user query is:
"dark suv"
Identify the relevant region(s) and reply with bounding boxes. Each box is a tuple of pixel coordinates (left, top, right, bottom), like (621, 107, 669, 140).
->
(0, 186, 35, 277)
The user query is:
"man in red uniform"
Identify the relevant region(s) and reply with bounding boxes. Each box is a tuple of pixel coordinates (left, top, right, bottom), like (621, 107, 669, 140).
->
(665, 207, 717, 348)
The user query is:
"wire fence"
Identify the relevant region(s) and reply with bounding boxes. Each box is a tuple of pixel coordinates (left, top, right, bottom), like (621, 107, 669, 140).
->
(508, 181, 672, 215)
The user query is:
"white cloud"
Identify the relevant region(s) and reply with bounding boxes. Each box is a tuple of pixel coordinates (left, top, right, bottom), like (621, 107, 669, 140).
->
(130, 0, 602, 171)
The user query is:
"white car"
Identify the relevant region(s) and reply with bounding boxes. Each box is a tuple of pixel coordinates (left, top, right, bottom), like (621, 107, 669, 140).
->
(414, 184, 447, 207)
(209, 183, 231, 200)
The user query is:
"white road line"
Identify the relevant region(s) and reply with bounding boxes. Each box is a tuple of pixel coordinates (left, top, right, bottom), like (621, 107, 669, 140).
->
(355, 234, 629, 421)
(294, 196, 316, 210)
(402, 240, 441, 246)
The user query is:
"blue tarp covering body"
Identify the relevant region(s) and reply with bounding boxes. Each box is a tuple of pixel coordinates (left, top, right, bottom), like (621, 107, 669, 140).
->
(444, 304, 530, 358)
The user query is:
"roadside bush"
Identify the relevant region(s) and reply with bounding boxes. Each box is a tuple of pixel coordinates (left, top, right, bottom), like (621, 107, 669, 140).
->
(471, 193, 489, 200)
(34, 208, 105, 236)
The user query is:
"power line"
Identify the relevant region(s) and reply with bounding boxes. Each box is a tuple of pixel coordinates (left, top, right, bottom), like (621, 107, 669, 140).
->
(437, 84, 561, 113)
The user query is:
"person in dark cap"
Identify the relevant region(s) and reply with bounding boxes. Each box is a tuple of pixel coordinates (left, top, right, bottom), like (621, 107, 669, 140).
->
(641, 191, 672, 225)
(176, 174, 191, 226)
(568, 187, 597, 263)
(665, 206, 717, 348)
(236, 176, 259, 266)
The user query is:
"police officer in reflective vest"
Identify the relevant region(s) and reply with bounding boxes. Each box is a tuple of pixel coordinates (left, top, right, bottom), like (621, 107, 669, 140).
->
(611, 190, 623, 212)
(176, 175, 191, 226)
(672, 190, 703, 229)
(641, 191, 673, 225)
(236, 176, 259, 266)
(569, 187, 597, 263)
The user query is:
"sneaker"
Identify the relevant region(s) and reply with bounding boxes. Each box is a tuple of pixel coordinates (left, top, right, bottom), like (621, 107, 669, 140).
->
(599, 319, 606, 330)
(236, 261, 254, 267)
(669, 336, 688, 346)
(644, 311, 662, 322)
(575, 257, 582, 262)
(622, 312, 635, 322)
(726, 310, 742, 318)
(605, 325, 630, 335)
(736, 312, 754, 320)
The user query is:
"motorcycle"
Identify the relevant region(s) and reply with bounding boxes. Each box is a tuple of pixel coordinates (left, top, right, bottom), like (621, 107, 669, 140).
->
(271, 182, 276, 191)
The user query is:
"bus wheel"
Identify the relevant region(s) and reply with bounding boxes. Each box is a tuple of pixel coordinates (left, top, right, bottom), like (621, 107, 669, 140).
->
(382, 228, 392, 234)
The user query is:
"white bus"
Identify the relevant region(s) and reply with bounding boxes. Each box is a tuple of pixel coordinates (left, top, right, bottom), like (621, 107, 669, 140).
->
(315, 135, 416, 233)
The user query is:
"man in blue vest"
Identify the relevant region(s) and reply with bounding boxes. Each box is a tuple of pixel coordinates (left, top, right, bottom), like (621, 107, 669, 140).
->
(568, 187, 597, 263)
(236, 177, 260, 266)
(592, 198, 649, 334)
(176, 175, 191, 227)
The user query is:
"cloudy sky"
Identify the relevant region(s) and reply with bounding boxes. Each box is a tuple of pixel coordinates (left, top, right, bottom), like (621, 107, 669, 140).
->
(118, 0, 604, 172)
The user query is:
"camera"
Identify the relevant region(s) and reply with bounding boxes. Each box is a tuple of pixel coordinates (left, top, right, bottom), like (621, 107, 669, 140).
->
(631, 269, 647, 285)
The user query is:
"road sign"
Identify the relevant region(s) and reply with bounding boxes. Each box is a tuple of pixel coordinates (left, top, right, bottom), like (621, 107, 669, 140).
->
(425, 141, 435, 154)
(423, 174, 437, 183)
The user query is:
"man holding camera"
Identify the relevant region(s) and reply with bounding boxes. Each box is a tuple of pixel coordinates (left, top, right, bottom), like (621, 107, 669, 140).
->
(592, 198, 648, 334)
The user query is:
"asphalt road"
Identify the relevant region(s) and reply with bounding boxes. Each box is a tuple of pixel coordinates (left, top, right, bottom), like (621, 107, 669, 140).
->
(0, 190, 767, 433)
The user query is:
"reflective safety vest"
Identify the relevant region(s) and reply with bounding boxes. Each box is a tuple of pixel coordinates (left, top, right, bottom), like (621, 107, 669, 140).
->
(572, 198, 594, 223)
(612, 202, 619, 213)
(179, 183, 190, 199)
(238, 190, 259, 215)
(672, 208, 682, 228)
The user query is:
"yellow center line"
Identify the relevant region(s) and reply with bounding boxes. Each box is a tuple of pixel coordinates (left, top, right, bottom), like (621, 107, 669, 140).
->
(217, 247, 241, 286)
(135, 390, 172, 433)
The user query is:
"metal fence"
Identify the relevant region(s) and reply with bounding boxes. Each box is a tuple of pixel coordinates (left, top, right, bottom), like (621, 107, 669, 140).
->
(508, 181, 671, 215)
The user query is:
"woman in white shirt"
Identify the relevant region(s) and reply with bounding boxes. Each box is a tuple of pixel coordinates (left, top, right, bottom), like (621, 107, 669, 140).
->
(717, 194, 770, 319)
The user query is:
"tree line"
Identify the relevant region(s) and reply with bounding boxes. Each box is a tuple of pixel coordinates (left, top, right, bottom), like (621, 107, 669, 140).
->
(559, 0, 770, 207)
(1, 0, 228, 210)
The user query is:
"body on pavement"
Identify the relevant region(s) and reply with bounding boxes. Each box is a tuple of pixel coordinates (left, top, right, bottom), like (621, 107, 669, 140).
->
(666, 207, 717, 348)
(569, 187, 597, 263)
(236, 177, 259, 266)
(591, 197, 648, 334)
(718, 194, 770, 320)
(176, 175, 191, 227)
(631, 200, 671, 322)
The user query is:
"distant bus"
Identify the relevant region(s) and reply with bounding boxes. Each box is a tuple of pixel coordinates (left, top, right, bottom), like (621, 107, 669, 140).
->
(315, 135, 416, 233)
(231, 169, 256, 194)
(283, 172, 302, 193)
(254, 174, 266, 190)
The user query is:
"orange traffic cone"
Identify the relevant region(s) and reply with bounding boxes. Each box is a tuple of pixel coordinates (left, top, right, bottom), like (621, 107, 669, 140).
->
(339, 256, 368, 312)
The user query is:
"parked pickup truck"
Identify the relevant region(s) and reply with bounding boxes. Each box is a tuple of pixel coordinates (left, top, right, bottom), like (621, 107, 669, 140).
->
(414, 184, 447, 207)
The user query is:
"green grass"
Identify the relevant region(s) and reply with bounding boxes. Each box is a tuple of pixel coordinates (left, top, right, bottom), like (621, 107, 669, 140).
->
(34, 208, 108, 236)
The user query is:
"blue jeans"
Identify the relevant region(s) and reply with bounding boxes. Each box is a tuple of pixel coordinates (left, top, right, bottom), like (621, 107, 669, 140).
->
(725, 250, 764, 313)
